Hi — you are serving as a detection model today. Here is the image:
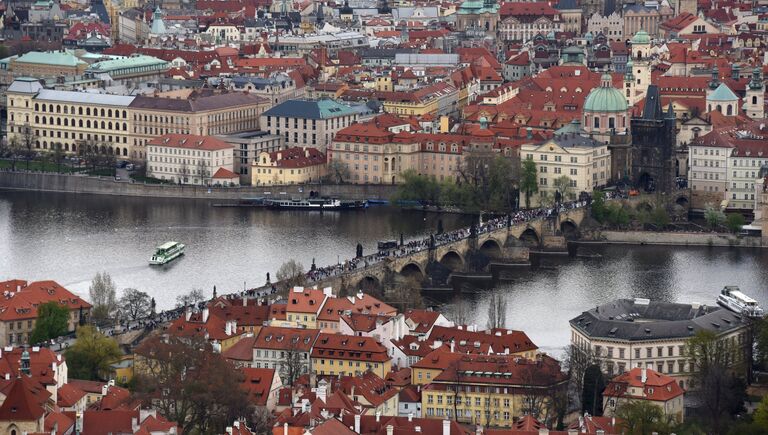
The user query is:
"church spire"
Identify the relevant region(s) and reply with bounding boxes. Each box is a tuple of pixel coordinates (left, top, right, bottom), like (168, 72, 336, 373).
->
(709, 65, 720, 90)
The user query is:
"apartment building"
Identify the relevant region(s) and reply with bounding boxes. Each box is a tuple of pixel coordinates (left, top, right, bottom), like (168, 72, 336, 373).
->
(603, 367, 685, 423)
(252, 146, 327, 186)
(217, 130, 284, 185)
(570, 298, 750, 389)
(260, 99, 358, 152)
(0, 280, 92, 347)
(521, 134, 611, 206)
(420, 353, 568, 427)
(251, 326, 319, 373)
(146, 134, 235, 185)
(311, 333, 391, 378)
(316, 291, 397, 333)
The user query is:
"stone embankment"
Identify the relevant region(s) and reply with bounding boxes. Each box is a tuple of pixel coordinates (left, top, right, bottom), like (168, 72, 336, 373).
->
(585, 230, 765, 248)
(0, 171, 397, 201)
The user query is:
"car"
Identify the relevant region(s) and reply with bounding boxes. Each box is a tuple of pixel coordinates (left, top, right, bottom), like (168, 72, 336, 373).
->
(114, 175, 121, 181)
(126, 163, 134, 171)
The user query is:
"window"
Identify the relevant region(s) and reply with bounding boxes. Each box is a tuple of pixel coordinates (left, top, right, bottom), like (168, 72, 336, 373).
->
(539, 177, 547, 185)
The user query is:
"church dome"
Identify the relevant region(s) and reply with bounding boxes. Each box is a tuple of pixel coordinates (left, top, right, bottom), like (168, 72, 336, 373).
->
(584, 74, 628, 113)
(631, 30, 650, 45)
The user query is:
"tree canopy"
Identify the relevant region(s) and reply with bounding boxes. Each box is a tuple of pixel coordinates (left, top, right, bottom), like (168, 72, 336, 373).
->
(30, 301, 69, 344)
(65, 325, 121, 381)
(89, 272, 117, 324)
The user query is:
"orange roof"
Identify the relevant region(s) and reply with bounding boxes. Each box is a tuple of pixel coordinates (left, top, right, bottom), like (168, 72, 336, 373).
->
(286, 288, 328, 314)
(57, 383, 87, 408)
(212, 167, 238, 179)
(147, 134, 234, 151)
(253, 326, 319, 352)
(311, 333, 389, 363)
(0, 377, 45, 421)
(0, 280, 91, 321)
(604, 367, 685, 402)
(240, 367, 276, 406)
(317, 293, 397, 322)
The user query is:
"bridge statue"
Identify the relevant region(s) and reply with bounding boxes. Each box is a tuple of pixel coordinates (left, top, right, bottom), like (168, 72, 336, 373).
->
(469, 222, 477, 238)
(506, 214, 511, 228)
(554, 190, 562, 205)
(429, 234, 435, 249)
(356, 243, 363, 258)
(400, 233, 404, 246)
(266, 272, 270, 284)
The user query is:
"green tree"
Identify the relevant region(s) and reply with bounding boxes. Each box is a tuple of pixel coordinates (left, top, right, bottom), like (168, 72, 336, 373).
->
(685, 330, 747, 433)
(520, 157, 538, 209)
(590, 190, 606, 222)
(552, 175, 574, 201)
(726, 213, 746, 233)
(649, 206, 670, 228)
(704, 205, 726, 231)
(605, 203, 630, 227)
(615, 401, 667, 435)
(756, 317, 768, 370)
(752, 394, 768, 430)
(486, 156, 516, 211)
(581, 364, 605, 416)
(65, 325, 121, 380)
(6, 137, 21, 171)
(393, 170, 441, 205)
(88, 272, 117, 324)
(29, 301, 69, 344)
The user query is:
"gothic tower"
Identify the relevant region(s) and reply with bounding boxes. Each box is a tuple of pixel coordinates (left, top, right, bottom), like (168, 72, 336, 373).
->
(631, 86, 677, 193)
(745, 67, 765, 120)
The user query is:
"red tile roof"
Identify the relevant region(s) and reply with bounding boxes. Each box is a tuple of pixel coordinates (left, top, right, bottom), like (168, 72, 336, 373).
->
(317, 293, 397, 322)
(286, 288, 328, 314)
(57, 382, 87, 408)
(430, 353, 567, 387)
(0, 279, 91, 321)
(428, 326, 538, 355)
(605, 368, 685, 402)
(45, 410, 75, 433)
(264, 147, 327, 169)
(339, 371, 398, 407)
(0, 346, 61, 387)
(0, 376, 45, 421)
(223, 336, 256, 362)
(212, 167, 238, 179)
(311, 333, 389, 363)
(240, 367, 276, 407)
(147, 134, 234, 151)
(253, 326, 319, 352)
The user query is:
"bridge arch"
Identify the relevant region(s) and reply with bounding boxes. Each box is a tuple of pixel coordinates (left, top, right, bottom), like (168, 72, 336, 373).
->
(560, 220, 579, 239)
(399, 262, 425, 281)
(675, 196, 689, 207)
(519, 227, 540, 246)
(479, 239, 503, 258)
(356, 275, 381, 293)
(439, 251, 464, 271)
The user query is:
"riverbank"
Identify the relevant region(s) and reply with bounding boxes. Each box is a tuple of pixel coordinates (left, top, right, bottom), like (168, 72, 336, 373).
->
(0, 171, 397, 201)
(583, 230, 765, 248)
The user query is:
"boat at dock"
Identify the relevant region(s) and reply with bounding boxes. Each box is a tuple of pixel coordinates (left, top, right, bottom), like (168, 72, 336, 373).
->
(266, 198, 367, 210)
(717, 286, 764, 317)
(149, 241, 185, 265)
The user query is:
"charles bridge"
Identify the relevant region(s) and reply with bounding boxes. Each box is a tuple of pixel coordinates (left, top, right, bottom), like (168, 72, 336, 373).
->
(311, 206, 588, 292)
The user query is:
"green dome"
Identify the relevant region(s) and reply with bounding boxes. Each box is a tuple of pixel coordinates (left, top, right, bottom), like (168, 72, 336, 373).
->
(584, 77, 628, 113)
(631, 30, 650, 44)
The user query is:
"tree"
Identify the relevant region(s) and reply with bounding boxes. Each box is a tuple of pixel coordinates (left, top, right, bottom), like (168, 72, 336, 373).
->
(20, 124, 37, 170)
(649, 206, 670, 228)
(393, 170, 441, 205)
(581, 364, 605, 416)
(65, 325, 121, 380)
(685, 330, 747, 433)
(6, 137, 21, 171)
(615, 401, 667, 435)
(52, 143, 65, 173)
(196, 157, 209, 185)
(119, 288, 152, 321)
(175, 288, 206, 308)
(326, 160, 351, 184)
(520, 157, 538, 209)
(726, 213, 745, 234)
(133, 335, 251, 434)
(276, 259, 306, 290)
(179, 159, 189, 184)
(29, 301, 69, 344)
(704, 205, 725, 231)
(249, 408, 275, 435)
(279, 340, 307, 387)
(752, 394, 768, 431)
(88, 272, 117, 324)
(553, 175, 574, 201)
(384, 276, 424, 312)
(486, 293, 507, 329)
(446, 298, 471, 327)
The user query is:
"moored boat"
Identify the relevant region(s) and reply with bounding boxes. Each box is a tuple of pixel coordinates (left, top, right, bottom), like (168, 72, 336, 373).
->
(266, 198, 367, 210)
(717, 286, 764, 317)
(150, 241, 185, 265)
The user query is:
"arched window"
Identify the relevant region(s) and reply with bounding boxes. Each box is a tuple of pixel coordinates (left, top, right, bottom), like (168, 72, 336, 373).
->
(753, 96, 758, 105)
(34, 116, 39, 123)
(34, 103, 39, 111)
(79, 120, 83, 127)
(609, 117, 615, 129)
(716, 104, 722, 113)
(101, 121, 105, 129)
(123, 148, 128, 156)
(727, 105, 733, 116)
(594, 116, 600, 129)
(79, 107, 83, 115)
(86, 108, 91, 116)
(100, 108, 105, 117)
(108, 109, 113, 117)
(86, 120, 91, 128)
(56, 105, 61, 113)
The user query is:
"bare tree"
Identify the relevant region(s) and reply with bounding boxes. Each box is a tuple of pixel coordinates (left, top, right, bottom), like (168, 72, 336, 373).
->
(486, 293, 507, 330)
(20, 124, 37, 170)
(176, 288, 207, 308)
(276, 259, 306, 293)
(562, 344, 604, 412)
(89, 272, 117, 324)
(197, 157, 210, 185)
(118, 288, 152, 321)
(326, 160, 351, 183)
(179, 159, 189, 184)
(447, 299, 472, 327)
(279, 339, 307, 387)
(6, 136, 21, 171)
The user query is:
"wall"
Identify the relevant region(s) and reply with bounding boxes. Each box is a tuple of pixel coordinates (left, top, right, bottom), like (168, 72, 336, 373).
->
(0, 172, 398, 201)
(595, 230, 765, 248)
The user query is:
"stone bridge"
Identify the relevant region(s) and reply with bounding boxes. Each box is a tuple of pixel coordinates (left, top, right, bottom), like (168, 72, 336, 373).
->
(316, 207, 588, 292)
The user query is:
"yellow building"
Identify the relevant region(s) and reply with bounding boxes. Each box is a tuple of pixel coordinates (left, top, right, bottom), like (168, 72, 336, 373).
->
(285, 287, 329, 329)
(252, 146, 327, 186)
(110, 355, 134, 385)
(520, 134, 611, 206)
(311, 333, 391, 379)
(420, 353, 568, 427)
(382, 82, 458, 117)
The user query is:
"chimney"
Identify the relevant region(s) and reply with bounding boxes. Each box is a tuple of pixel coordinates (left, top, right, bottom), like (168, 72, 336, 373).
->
(284, 423, 289, 435)
(185, 307, 192, 321)
(415, 426, 421, 432)
(450, 340, 455, 353)
(376, 411, 381, 422)
(641, 367, 647, 383)
(202, 307, 209, 323)
(538, 429, 549, 435)
(386, 425, 394, 435)
(354, 414, 361, 433)
(101, 384, 109, 396)
(612, 417, 615, 428)
(443, 419, 450, 435)
(243, 297, 247, 307)
(131, 417, 138, 432)
(225, 321, 232, 336)
(408, 413, 413, 422)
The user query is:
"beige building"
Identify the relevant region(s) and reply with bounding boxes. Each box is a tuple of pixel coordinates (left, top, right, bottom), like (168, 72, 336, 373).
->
(146, 134, 235, 185)
(623, 4, 674, 37)
(260, 99, 358, 151)
(571, 298, 750, 389)
(521, 134, 611, 205)
(252, 146, 327, 186)
(688, 141, 731, 207)
(0, 50, 88, 80)
(603, 368, 685, 423)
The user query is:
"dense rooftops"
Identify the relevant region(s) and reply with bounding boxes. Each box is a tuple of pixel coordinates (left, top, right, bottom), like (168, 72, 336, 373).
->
(262, 99, 357, 120)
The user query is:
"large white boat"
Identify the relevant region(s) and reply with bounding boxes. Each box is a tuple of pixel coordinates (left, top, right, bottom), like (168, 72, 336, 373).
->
(717, 286, 764, 318)
(149, 241, 185, 265)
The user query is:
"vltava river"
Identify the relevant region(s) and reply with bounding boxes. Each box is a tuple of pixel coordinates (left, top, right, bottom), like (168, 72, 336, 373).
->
(1, 190, 767, 354)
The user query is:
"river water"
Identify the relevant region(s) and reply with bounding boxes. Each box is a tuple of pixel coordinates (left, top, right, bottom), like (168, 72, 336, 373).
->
(1, 190, 767, 354)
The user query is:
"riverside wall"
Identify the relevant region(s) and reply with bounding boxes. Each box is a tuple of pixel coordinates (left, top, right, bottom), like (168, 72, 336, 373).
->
(592, 230, 765, 248)
(0, 172, 398, 201)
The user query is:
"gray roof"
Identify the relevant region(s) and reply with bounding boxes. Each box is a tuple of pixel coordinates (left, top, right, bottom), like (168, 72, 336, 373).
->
(7, 78, 44, 94)
(552, 133, 602, 148)
(35, 89, 136, 106)
(570, 298, 748, 341)
(130, 91, 266, 112)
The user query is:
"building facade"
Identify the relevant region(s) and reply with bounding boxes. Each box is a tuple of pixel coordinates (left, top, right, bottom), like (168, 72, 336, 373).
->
(252, 146, 327, 185)
(260, 99, 358, 152)
(146, 134, 235, 185)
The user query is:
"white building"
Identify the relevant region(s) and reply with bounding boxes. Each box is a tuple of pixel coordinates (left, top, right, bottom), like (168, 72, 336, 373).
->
(587, 12, 624, 41)
(146, 134, 235, 185)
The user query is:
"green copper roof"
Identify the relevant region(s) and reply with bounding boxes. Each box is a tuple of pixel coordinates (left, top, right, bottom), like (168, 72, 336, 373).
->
(14, 51, 85, 67)
(708, 83, 738, 102)
(584, 83, 628, 113)
(631, 30, 650, 44)
(457, 0, 498, 14)
(88, 55, 168, 73)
